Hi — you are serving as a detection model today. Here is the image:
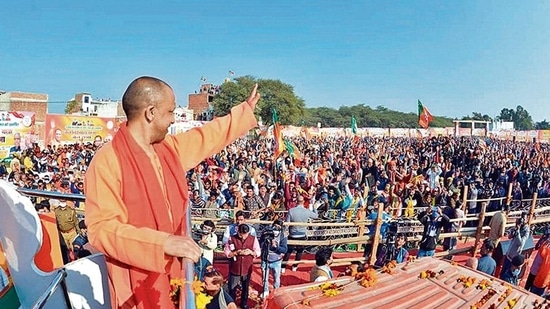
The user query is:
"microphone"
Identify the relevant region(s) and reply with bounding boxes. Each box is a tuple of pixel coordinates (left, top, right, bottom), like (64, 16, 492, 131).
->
(229, 243, 236, 261)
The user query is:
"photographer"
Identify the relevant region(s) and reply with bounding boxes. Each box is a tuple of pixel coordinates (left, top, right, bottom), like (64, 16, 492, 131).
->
(259, 219, 287, 299)
(196, 220, 218, 264)
(417, 206, 450, 258)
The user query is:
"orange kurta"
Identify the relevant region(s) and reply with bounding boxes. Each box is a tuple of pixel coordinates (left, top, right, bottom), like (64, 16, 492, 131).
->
(85, 102, 257, 308)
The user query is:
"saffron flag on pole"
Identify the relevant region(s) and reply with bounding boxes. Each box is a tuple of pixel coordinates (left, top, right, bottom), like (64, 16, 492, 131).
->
(272, 108, 285, 159)
(417, 100, 434, 129)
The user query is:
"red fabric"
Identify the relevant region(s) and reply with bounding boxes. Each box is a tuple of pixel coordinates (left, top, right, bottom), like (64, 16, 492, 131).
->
(111, 123, 189, 309)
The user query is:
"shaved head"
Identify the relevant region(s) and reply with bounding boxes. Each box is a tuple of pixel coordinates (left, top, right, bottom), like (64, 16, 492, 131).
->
(122, 76, 172, 121)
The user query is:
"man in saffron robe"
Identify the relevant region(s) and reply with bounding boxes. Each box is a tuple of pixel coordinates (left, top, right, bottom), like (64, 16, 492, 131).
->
(85, 76, 260, 309)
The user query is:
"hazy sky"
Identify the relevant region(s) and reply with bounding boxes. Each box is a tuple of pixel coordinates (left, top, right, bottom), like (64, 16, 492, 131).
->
(1, 1, 549, 121)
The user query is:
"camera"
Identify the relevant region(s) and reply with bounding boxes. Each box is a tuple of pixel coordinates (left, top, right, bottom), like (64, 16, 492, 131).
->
(191, 223, 211, 243)
(261, 226, 276, 242)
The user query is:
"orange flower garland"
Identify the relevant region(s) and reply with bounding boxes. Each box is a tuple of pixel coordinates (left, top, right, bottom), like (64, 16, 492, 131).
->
(169, 277, 213, 309)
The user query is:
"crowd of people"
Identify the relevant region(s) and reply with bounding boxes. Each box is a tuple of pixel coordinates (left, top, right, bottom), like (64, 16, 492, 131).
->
(3, 89, 550, 307)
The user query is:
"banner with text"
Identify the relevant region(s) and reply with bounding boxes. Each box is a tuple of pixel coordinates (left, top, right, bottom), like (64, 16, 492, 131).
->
(45, 114, 123, 146)
(0, 111, 38, 159)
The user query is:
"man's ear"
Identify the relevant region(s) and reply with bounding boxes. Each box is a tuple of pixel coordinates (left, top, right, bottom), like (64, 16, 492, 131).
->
(145, 105, 156, 122)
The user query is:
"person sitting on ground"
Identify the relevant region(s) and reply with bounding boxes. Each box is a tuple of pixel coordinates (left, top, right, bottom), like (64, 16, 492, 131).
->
(310, 246, 334, 282)
(203, 268, 238, 309)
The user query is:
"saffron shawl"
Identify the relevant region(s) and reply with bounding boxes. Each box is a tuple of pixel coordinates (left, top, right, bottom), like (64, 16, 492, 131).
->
(111, 123, 188, 309)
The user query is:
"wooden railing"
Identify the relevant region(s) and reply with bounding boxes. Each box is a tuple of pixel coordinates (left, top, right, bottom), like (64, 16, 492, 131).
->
(16, 186, 550, 267)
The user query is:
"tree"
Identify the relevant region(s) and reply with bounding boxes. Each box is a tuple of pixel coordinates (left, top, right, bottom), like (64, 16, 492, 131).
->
(461, 112, 492, 121)
(496, 106, 534, 130)
(212, 76, 305, 125)
(535, 120, 550, 130)
(513, 105, 534, 130)
(65, 99, 79, 114)
(496, 108, 515, 122)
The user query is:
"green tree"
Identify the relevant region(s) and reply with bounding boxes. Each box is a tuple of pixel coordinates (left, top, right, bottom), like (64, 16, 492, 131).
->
(513, 105, 534, 130)
(461, 112, 492, 121)
(496, 108, 515, 122)
(496, 106, 533, 130)
(212, 76, 305, 125)
(65, 99, 79, 114)
(535, 120, 550, 130)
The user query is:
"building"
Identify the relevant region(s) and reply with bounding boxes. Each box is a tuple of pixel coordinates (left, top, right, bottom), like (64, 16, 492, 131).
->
(187, 84, 219, 121)
(0, 91, 48, 122)
(72, 93, 123, 118)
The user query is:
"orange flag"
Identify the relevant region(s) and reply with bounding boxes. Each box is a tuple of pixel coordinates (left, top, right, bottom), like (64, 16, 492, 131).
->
(418, 100, 434, 129)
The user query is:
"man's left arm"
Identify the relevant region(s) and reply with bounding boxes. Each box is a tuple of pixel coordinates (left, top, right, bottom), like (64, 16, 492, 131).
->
(170, 87, 259, 170)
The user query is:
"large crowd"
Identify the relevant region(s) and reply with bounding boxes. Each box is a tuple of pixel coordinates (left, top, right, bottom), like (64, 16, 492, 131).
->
(3, 132, 550, 305)
(3, 134, 550, 214)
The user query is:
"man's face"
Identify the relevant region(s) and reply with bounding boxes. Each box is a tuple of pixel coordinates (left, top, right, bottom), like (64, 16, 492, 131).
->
(150, 86, 176, 143)
(202, 276, 221, 296)
(94, 137, 102, 147)
(14, 134, 21, 147)
(55, 129, 62, 142)
(236, 216, 246, 225)
(246, 188, 254, 197)
(396, 236, 406, 247)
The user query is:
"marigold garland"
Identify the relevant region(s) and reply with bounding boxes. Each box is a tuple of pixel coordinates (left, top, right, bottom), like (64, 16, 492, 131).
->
(381, 260, 397, 274)
(300, 268, 380, 306)
(169, 277, 213, 309)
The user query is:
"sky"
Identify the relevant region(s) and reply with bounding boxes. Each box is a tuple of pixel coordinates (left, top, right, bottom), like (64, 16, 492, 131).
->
(1, 1, 550, 122)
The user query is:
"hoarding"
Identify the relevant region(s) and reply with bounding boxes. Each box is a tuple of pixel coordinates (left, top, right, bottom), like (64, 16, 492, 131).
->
(0, 111, 38, 159)
(44, 114, 124, 146)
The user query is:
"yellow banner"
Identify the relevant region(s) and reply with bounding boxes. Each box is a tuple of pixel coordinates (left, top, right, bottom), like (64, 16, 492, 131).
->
(45, 114, 123, 146)
(0, 111, 37, 159)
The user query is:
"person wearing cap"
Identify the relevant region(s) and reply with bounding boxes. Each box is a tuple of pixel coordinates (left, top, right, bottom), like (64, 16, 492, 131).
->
(52, 199, 81, 259)
(500, 255, 525, 286)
